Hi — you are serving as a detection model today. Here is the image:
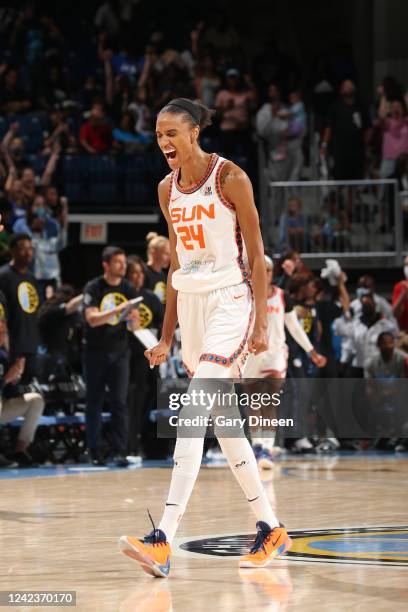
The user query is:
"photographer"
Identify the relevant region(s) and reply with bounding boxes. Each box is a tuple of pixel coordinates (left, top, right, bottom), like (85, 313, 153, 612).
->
(83, 246, 139, 467)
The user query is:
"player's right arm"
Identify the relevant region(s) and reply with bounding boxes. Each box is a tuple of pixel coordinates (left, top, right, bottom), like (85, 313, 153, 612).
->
(144, 175, 180, 367)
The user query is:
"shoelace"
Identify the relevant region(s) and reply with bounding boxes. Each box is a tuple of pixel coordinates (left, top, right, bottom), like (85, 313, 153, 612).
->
(250, 529, 272, 554)
(144, 508, 166, 546)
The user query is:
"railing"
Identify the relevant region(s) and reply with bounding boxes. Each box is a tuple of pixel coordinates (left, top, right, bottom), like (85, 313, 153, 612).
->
(259, 177, 406, 267)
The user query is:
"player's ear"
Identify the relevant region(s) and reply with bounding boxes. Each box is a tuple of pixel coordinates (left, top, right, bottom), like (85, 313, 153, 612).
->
(191, 125, 199, 143)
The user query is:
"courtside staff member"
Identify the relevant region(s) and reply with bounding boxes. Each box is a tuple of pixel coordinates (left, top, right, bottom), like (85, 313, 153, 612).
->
(83, 246, 139, 467)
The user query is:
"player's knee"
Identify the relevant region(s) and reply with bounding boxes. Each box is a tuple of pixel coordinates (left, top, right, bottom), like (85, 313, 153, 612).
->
(173, 437, 203, 478)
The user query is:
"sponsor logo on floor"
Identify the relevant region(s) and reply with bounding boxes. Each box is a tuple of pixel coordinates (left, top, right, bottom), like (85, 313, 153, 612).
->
(176, 526, 408, 566)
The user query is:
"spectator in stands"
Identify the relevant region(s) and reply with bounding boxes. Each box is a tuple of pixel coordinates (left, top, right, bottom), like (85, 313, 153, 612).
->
(144, 233, 170, 304)
(79, 102, 112, 154)
(126, 255, 163, 456)
(13, 194, 67, 298)
(82, 246, 140, 467)
(2, 122, 29, 171)
(194, 54, 221, 108)
(378, 98, 408, 178)
(215, 68, 257, 155)
(43, 186, 68, 227)
(36, 61, 71, 111)
(314, 191, 351, 252)
(351, 274, 396, 323)
(43, 109, 77, 155)
(20, 167, 37, 204)
(365, 331, 408, 379)
(278, 197, 307, 251)
(0, 234, 40, 384)
(276, 89, 307, 180)
(256, 83, 289, 180)
(333, 293, 398, 376)
(0, 317, 44, 467)
(5, 178, 27, 226)
(392, 255, 408, 335)
(320, 79, 370, 179)
(0, 67, 31, 115)
(112, 111, 152, 152)
(127, 86, 154, 136)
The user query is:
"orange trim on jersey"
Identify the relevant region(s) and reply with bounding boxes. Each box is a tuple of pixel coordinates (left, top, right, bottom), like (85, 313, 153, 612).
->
(215, 160, 236, 212)
(167, 172, 174, 205)
(174, 153, 218, 194)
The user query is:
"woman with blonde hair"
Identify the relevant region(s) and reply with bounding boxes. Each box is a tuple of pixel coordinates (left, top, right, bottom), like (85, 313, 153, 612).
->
(145, 232, 170, 304)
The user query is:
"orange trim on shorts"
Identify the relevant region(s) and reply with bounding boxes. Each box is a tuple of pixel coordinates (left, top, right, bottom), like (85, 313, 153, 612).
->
(199, 301, 254, 369)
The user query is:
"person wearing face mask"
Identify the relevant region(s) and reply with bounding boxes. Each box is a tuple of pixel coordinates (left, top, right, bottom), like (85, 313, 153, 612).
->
(392, 256, 408, 344)
(333, 293, 398, 377)
(13, 195, 67, 300)
(320, 79, 371, 180)
(351, 274, 396, 323)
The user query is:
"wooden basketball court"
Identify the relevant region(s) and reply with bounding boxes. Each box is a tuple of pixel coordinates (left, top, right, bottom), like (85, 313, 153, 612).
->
(0, 454, 407, 611)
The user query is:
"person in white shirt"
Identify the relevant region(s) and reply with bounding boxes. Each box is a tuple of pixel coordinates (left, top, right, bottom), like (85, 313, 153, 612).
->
(334, 293, 398, 377)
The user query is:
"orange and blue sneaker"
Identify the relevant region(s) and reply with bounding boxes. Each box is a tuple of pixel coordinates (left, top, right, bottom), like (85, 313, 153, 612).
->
(239, 522, 292, 568)
(119, 528, 171, 578)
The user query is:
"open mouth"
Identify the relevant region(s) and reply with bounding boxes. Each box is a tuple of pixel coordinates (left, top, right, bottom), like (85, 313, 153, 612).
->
(164, 149, 177, 160)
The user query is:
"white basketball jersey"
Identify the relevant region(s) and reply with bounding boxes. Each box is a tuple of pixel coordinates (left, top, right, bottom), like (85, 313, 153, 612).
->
(266, 287, 286, 350)
(168, 153, 249, 293)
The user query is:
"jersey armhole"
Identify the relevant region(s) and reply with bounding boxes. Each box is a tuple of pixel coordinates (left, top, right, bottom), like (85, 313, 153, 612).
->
(215, 161, 236, 212)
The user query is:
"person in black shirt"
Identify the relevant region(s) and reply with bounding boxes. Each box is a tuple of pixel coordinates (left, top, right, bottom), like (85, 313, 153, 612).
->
(83, 246, 139, 467)
(320, 79, 370, 180)
(144, 232, 170, 304)
(126, 255, 164, 456)
(0, 233, 40, 384)
(315, 274, 350, 377)
(37, 285, 83, 379)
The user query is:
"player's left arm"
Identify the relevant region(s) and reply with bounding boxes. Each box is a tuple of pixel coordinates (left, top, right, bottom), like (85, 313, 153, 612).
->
(220, 162, 267, 355)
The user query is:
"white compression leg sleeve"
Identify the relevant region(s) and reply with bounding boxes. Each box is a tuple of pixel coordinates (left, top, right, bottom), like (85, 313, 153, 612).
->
(217, 436, 280, 528)
(158, 436, 205, 544)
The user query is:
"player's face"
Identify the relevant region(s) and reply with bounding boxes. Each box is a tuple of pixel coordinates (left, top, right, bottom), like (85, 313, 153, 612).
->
(156, 113, 199, 170)
(105, 254, 127, 278)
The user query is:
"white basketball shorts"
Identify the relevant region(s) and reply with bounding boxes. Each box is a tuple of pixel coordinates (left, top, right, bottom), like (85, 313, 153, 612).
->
(243, 345, 288, 379)
(177, 282, 253, 378)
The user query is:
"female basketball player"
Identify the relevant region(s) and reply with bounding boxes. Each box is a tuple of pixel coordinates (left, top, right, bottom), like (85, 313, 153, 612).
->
(244, 255, 327, 468)
(119, 98, 292, 576)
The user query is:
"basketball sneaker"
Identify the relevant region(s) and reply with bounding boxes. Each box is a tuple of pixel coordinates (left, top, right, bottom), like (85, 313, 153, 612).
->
(252, 444, 263, 460)
(257, 448, 274, 470)
(239, 522, 292, 568)
(119, 528, 171, 578)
